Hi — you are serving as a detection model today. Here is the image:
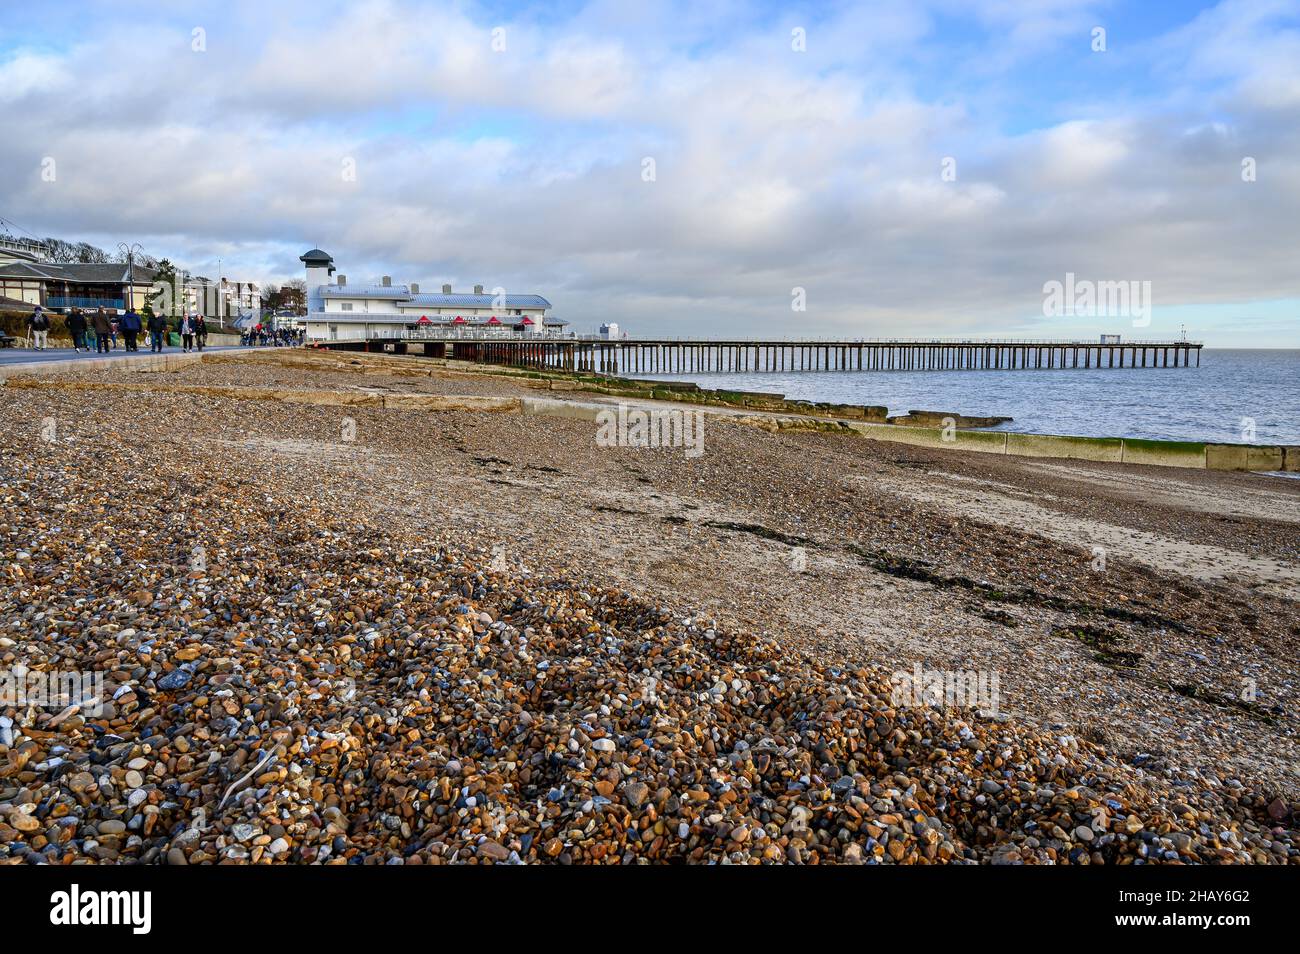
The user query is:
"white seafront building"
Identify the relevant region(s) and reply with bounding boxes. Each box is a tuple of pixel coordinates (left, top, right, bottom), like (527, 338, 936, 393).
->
(299, 248, 567, 341)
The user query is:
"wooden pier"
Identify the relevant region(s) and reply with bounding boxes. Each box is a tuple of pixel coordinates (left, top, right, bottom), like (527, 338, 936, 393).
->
(332, 336, 1203, 375)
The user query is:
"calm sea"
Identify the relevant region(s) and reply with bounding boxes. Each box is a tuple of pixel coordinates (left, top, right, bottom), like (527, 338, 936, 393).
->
(633, 349, 1300, 444)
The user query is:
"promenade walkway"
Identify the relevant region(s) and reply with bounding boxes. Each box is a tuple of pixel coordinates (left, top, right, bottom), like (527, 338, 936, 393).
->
(0, 345, 248, 368)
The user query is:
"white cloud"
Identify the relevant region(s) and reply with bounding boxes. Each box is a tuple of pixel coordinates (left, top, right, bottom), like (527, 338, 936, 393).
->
(0, 50, 72, 102)
(0, 0, 1297, 344)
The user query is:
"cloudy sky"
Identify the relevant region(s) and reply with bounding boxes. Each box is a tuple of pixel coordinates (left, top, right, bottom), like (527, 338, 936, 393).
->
(2, 0, 1298, 344)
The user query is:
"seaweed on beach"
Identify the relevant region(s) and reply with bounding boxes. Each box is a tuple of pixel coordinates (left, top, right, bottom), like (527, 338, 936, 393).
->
(1055, 625, 1143, 668)
(845, 543, 1204, 637)
(701, 520, 814, 548)
(592, 504, 642, 515)
(1163, 681, 1282, 724)
(980, 607, 1020, 627)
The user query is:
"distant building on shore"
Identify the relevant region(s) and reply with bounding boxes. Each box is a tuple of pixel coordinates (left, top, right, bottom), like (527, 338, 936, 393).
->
(0, 257, 159, 312)
(0, 236, 266, 323)
(299, 248, 566, 341)
(182, 275, 260, 324)
(0, 236, 51, 263)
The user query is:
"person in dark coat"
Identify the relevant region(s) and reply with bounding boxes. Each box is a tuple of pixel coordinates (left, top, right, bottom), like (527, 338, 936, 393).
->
(120, 309, 142, 352)
(194, 314, 208, 351)
(66, 308, 89, 352)
(91, 308, 112, 354)
(146, 311, 168, 353)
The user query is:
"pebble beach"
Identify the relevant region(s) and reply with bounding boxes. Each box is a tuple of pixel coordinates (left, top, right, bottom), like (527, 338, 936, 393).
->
(1, 350, 1296, 864)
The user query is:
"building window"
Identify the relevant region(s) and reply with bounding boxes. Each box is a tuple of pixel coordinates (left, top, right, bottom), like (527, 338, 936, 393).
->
(341, 303, 353, 311)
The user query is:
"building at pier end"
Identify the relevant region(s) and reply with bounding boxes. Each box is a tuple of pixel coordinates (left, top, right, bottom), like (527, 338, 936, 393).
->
(299, 248, 566, 342)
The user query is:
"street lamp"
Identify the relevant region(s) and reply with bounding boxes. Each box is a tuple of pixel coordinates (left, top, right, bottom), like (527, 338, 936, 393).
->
(117, 242, 144, 312)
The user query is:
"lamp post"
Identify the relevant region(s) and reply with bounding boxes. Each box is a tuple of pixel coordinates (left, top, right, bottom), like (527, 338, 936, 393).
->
(117, 242, 144, 312)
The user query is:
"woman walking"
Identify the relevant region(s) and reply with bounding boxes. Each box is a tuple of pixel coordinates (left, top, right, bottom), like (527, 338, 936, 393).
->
(179, 313, 196, 352)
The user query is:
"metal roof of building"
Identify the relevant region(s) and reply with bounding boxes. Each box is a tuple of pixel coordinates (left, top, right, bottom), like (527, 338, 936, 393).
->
(0, 262, 58, 280)
(320, 286, 410, 299)
(305, 310, 567, 325)
(320, 287, 552, 309)
(408, 293, 551, 308)
(0, 262, 158, 284)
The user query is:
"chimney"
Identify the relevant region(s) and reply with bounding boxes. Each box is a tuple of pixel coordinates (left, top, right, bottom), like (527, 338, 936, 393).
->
(441, 283, 452, 294)
(382, 275, 392, 287)
(336, 274, 346, 286)
(409, 283, 419, 294)
(473, 284, 483, 295)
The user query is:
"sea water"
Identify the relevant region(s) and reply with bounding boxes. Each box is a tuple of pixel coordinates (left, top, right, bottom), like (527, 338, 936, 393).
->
(632, 349, 1299, 444)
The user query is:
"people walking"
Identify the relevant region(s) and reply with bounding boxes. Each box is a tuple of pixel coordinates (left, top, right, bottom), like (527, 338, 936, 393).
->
(67, 308, 89, 352)
(91, 307, 113, 354)
(146, 310, 168, 353)
(179, 313, 196, 352)
(120, 308, 142, 352)
(194, 314, 207, 351)
(27, 305, 50, 349)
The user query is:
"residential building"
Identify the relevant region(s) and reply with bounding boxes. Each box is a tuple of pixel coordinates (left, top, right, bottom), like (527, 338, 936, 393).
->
(0, 236, 51, 264)
(182, 276, 260, 324)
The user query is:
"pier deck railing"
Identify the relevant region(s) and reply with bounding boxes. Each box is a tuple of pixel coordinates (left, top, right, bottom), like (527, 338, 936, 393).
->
(385, 330, 1200, 346)
(318, 326, 1201, 346)
(328, 332, 1203, 374)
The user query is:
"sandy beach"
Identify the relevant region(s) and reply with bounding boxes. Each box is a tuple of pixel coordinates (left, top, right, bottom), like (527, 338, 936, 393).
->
(1, 349, 1296, 864)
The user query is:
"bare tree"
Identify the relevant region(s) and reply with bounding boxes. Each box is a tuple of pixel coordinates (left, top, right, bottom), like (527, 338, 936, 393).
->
(74, 242, 110, 263)
(111, 248, 158, 268)
(43, 237, 113, 263)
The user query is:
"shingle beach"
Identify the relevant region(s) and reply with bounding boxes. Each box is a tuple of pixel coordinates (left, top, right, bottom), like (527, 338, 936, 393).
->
(1, 350, 1296, 864)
